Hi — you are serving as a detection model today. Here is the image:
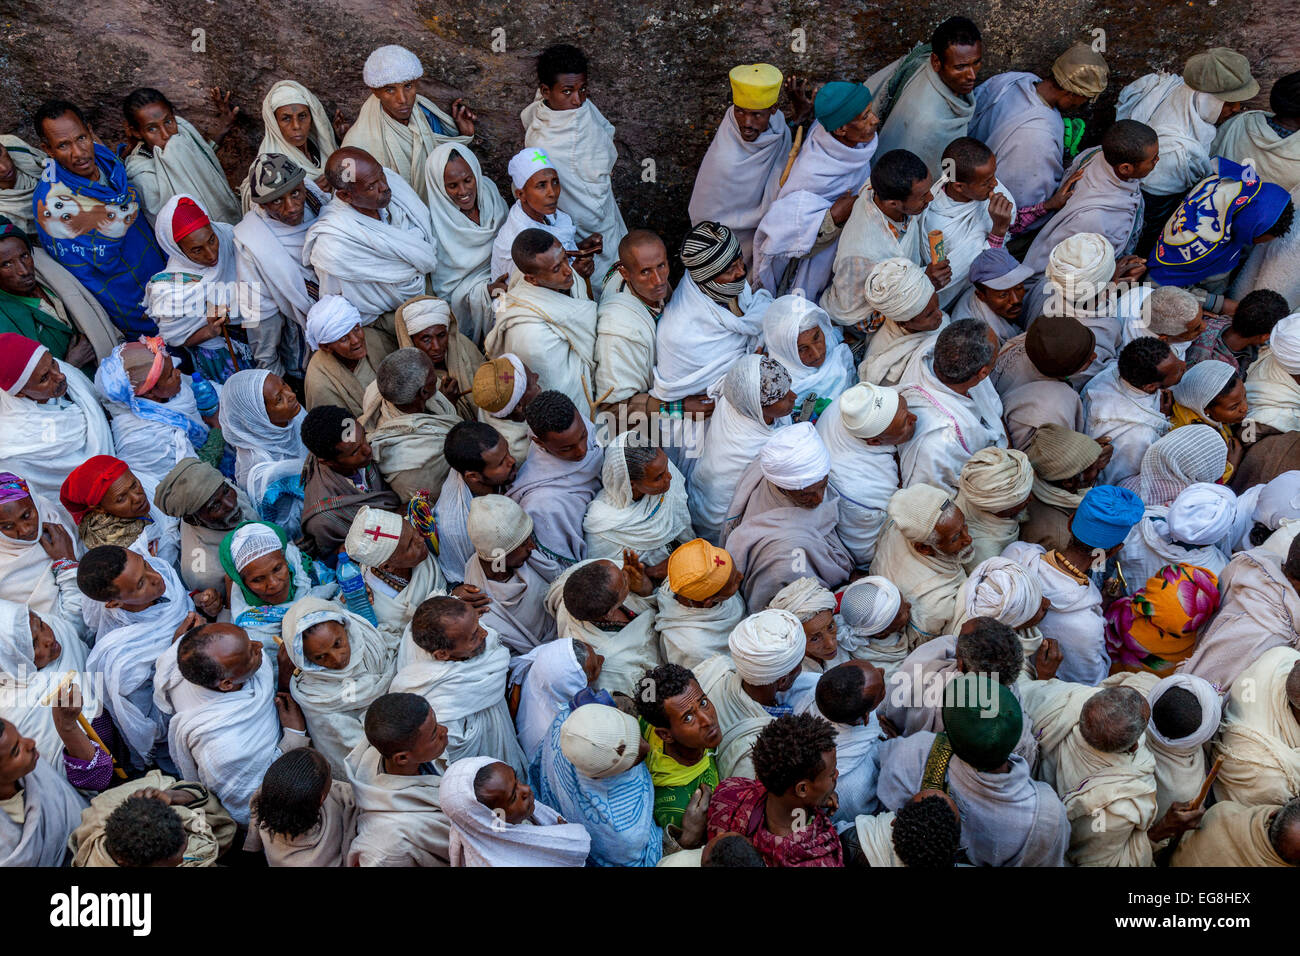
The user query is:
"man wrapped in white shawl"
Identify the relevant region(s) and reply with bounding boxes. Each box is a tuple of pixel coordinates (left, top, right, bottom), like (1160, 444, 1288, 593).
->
(1211, 646, 1300, 807)
(953, 557, 1049, 671)
(0, 476, 85, 634)
(1122, 483, 1234, 586)
(0, 340, 114, 503)
(858, 257, 949, 388)
(508, 403, 603, 566)
(584, 432, 693, 571)
(441, 754, 590, 866)
(341, 45, 472, 202)
(423, 143, 508, 343)
(1083, 358, 1171, 487)
(124, 110, 241, 225)
(0, 719, 88, 867)
(655, 538, 746, 671)
(360, 356, 462, 505)
(390, 599, 528, 777)
(761, 295, 856, 409)
(954, 447, 1033, 570)
(281, 597, 399, 778)
(836, 577, 911, 680)
(1214, 75, 1300, 194)
(510, 638, 592, 766)
(1245, 313, 1300, 434)
(345, 732, 452, 868)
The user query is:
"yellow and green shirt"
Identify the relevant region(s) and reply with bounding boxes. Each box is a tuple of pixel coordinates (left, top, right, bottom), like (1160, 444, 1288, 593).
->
(640, 718, 719, 829)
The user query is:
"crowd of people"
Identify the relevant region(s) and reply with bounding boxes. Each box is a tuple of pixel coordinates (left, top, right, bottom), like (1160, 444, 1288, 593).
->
(3, 18, 1300, 868)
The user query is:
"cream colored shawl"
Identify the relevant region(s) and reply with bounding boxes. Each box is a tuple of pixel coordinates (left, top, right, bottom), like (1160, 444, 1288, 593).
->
(1170, 801, 1292, 867)
(0, 135, 43, 234)
(125, 116, 241, 225)
(238, 80, 340, 211)
(343, 94, 470, 201)
(868, 520, 966, 647)
(693, 653, 772, 780)
(1212, 645, 1300, 807)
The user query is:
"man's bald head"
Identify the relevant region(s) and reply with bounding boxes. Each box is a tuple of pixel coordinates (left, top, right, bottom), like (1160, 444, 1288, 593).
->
(326, 147, 377, 190)
(1269, 798, 1300, 864)
(326, 147, 390, 211)
(615, 229, 670, 307)
(1080, 686, 1149, 753)
(618, 229, 665, 264)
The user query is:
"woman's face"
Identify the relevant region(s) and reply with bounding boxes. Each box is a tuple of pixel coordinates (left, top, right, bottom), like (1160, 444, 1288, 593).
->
(178, 225, 220, 269)
(130, 101, 178, 151)
(0, 497, 39, 542)
(262, 374, 301, 426)
(442, 156, 478, 215)
(99, 471, 150, 520)
(411, 324, 449, 367)
(240, 549, 293, 605)
(382, 522, 430, 571)
(140, 354, 182, 402)
(322, 325, 367, 364)
(1207, 378, 1249, 426)
(629, 450, 672, 499)
(803, 610, 839, 662)
(796, 325, 827, 369)
(762, 389, 797, 424)
(273, 103, 312, 150)
(301, 620, 351, 670)
(29, 611, 60, 668)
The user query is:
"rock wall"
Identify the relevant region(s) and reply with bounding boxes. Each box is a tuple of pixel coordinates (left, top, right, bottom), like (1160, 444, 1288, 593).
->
(2, 0, 1293, 249)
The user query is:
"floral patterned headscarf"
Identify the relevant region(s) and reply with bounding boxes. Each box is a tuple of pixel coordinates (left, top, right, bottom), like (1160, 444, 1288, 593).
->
(1104, 563, 1220, 675)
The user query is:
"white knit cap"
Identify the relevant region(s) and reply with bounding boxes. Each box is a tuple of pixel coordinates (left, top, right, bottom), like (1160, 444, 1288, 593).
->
(363, 44, 424, 88)
(759, 422, 831, 490)
(1166, 482, 1237, 546)
(560, 704, 642, 779)
(839, 382, 900, 440)
(1045, 232, 1116, 305)
(961, 556, 1044, 629)
(767, 577, 836, 622)
(728, 609, 806, 684)
(864, 257, 933, 323)
(887, 484, 952, 541)
(344, 505, 405, 567)
(839, 577, 902, 636)
(508, 146, 556, 191)
(230, 523, 282, 572)
(467, 494, 533, 559)
(403, 298, 452, 335)
(1268, 313, 1300, 374)
(306, 295, 362, 352)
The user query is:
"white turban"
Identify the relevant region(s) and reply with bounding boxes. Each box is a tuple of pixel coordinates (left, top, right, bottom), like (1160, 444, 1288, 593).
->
(306, 294, 362, 352)
(728, 609, 806, 684)
(767, 577, 836, 622)
(1146, 674, 1222, 751)
(508, 146, 556, 191)
(1166, 482, 1237, 546)
(402, 297, 451, 335)
(839, 382, 900, 440)
(267, 84, 310, 112)
(759, 421, 831, 490)
(864, 257, 933, 322)
(344, 505, 404, 567)
(230, 523, 282, 572)
(363, 44, 423, 88)
(887, 484, 952, 541)
(467, 494, 533, 559)
(1254, 470, 1300, 530)
(839, 576, 902, 637)
(960, 556, 1044, 629)
(958, 447, 1034, 511)
(1170, 358, 1235, 419)
(1268, 313, 1300, 374)
(1045, 232, 1115, 305)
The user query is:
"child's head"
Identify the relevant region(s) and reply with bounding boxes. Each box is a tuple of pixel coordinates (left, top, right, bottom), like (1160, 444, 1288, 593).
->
(364, 693, 448, 769)
(472, 760, 535, 825)
(537, 44, 589, 111)
(122, 87, 177, 151)
(254, 749, 332, 839)
(104, 794, 187, 867)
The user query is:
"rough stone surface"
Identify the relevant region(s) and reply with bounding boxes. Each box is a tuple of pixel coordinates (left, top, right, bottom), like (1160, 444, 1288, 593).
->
(1, 0, 1294, 252)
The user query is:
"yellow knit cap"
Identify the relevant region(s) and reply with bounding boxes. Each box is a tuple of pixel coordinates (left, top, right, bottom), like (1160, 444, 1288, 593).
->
(472, 357, 517, 414)
(729, 64, 783, 110)
(667, 538, 734, 601)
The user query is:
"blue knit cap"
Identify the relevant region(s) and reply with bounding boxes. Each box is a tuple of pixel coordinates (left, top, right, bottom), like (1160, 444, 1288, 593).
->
(1072, 485, 1145, 549)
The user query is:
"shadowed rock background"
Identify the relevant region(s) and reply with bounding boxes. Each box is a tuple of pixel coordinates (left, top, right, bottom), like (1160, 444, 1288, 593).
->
(1, 0, 1293, 253)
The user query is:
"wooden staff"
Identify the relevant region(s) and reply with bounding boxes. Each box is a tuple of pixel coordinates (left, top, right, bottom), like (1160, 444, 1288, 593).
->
(1189, 756, 1224, 810)
(41, 672, 128, 779)
(778, 125, 805, 188)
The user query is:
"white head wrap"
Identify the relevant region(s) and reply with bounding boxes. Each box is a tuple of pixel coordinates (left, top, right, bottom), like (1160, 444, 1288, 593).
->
(1254, 471, 1300, 530)
(363, 44, 423, 88)
(306, 295, 362, 353)
(560, 704, 642, 779)
(887, 484, 953, 541)
(1137, 425, 1229, 507)
(767, 577, 836, 622)
(1170, 359, 1236, 419)
(838, 577, 902, 637)
(1166, 482, 1237, 546)
(1045, 232, 1116, 305)
(758, 421, 831, 491)
(1146, 674, 1222, 750)
(344, 505, 405, 567)
(958, 447, 1034, 512)
(838, 382, 900, 440)
(402, 297, 452, 335)
(762, 295, 830, 374)
(230, 523, 283, 572)
(267, 84, 309, 112)
(1268, 313, 1300, 374)
(960, 556, 1044, 629)
(864, 257, 933, 323)
(488, 353, 528, 419)
(467, 494, 533, 559)
(508, 146, 556, 191)
(728, 608, 806, 684)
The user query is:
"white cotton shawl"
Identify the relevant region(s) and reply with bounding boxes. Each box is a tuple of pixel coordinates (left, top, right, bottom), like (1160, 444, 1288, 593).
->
(1212, 645, 1300, 807)
(584, 431, 692, 567)
(868, 521, 966, 647)
(821, 184, 927, 327)
(217, 368, 307, 489)
(1003, 542, 1107, 686)
(0, 743, 87, 866)
(489, 201, 579, 290)
(815, 392, 900, 567)
(652, 272, 772, 401)
(858, 319, 946, 389)
(485, 277, 597, 414)
(1245, 351, 1300, 434)
(463, 552, 558, 656)
(1083, 361, 1170, 486)
(508, 416, 604, 564)
(0, 134, 43, 234)
(232, 181, 325, 329)
(969, 72, 1064, 208)
(871, 59, 976, 180)
(1024, 147, 1145, 272)
(594, 272, 658, 403)
(761, 295, 856, 406)
(1116, 73, 1221, 197)
(653, 578, 746, 670)
(125, 116, 241, 225)
(510, 638, 588, 763)
(343, 94, 470, 201)
(366, 555, 447, 634)
(924, 185, 1017, 310)
(0, 491, 81, 624)
(1003, 379, 1086, 451)
(1214, 110, 1300, 194)
(344, 741, 451, 867)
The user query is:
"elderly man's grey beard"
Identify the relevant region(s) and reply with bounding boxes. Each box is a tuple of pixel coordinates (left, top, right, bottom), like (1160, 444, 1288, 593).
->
(954, 544, 976, 564)
(202, 508, 243, 532)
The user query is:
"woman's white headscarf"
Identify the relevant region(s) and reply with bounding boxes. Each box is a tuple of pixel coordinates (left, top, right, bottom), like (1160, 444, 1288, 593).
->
(0, 486, 79, 618)
(509, 638, 590, 763)
(767, 576, 837, 621)
(1171, 359, 1236, 420)
(149, 193, 241, 347)
(761, 295, 855, 405)
(254, 81, 338, 184)
(583, 432, 692, 566)
(217, 368, 307, 488)
(1129, 424, 1228, 507)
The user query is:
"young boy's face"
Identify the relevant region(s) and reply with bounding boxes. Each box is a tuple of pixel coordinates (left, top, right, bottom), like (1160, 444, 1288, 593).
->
(541, 72, 587, 112)
(110, 550, 167, 610)
(475, 762, 536, 824)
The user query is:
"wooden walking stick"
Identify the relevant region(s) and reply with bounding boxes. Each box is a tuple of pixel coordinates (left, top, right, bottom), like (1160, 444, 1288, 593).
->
(778, 125, 805, 188)
(1160, 756, 1223, 862)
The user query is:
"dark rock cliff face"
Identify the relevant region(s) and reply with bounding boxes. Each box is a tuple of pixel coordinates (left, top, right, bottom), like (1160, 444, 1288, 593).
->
(2, 0, 1293, 251)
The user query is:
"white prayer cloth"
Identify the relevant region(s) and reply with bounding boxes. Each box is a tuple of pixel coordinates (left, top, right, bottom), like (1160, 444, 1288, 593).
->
(871, 55, 977, 179)
(0, 740, 87, 867)
(969, 72, 1065, 208)
(593, 271, 658, 404)
(342, 94, 470, 201)
(521, 94, 627, 294)
(1083, 361, 1169, 486)
(1003, 380, 1086, 451)
(1024, 147, 1145, 274)
(233, 180, 325, 335)
(93, 369, 206, 497)
(510, 638, 588, 763)
(508, 415, 604, 564)
(859, 319, 947, 389)
(441, 754, 590, 866)
(1245, 351, 1300, 433)
(489, 201, 579, 289)
(153, 641, 285, 825)
(302, 169, 437, 321)
(390, 627, 527, 776)
(432, 470, 476, 583)
(898, 348, 1008, 494)
(463, 552, 558, 656)
(361, 382, 461, 504)
(751, 189, 833, 297)
(0, 490, 84, 631)
(125, 115, 241, 225)
(216, 368, 307, 491)
(424, 143, 509, 343)
(1121, 513, 1229, 588)
(345, 740, 451, 867)
(1213, 110, 1300, 194)
(584, 431, 692, 568)
(1115, 73, 1221, 197)
(924, 185, 1017, 309)
(688, 107, 791, 263)
(761, 296, 856, 406)
(1212, 646, 1300, 807)
(868, 519, 966, 647)
(652, 272, 772, 401)
(815, 392, 901, 567)
(366, 555, 447, 634)
(238, 80, 339, 208)
(485, 276, 597, 415)
(653, 577, 746, 670)
(820, 184, 927, 327)
(0, 360, 114, 503)
(1003, 542, 1108, 685)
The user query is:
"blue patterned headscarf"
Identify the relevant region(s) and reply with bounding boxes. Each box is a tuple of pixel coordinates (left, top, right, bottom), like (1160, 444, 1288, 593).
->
(94, 339, 209, 448)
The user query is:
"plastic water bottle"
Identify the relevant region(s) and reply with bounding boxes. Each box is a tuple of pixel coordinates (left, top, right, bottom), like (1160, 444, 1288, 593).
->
(336, 553, 378, 624)
(191, 373, 219, 417)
